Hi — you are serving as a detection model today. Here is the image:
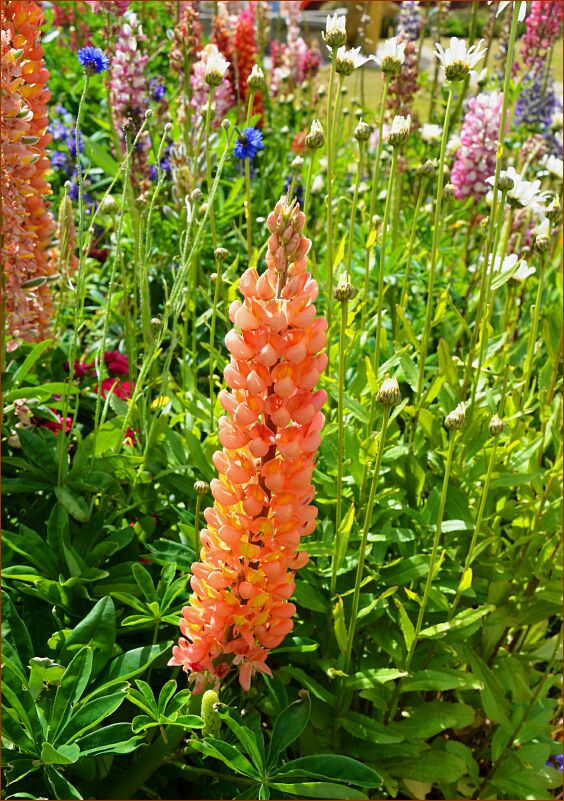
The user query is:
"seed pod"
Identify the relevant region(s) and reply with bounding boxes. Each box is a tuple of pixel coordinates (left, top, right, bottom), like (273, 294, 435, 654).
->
(377, 375, 402, 407)
(445, 402, 466, 431)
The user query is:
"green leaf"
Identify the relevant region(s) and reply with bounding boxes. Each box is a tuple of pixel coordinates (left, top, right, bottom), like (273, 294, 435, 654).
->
(49, 647, 93, 741)
(91, 643, 172, 697)
(332, 596, 348, 655)
(54, 487, 90, 523)
(267, 695, 311, 767)
(388, 702, 475, 739)
(4, 526, 59, 579)
(345, 669, 407, 690)
(219, 711, 265, 773)
(338, 711, 403, 744)
(419, 605, 495, 638)
(402, 669, 483, 692)
(270, 782, 367, 800)
(9, 339, 53, 386)
(395, 598, 415, 653)
(2, 591, 33, 673)
(76, 722, 142, 757)
(293, 580, 328, 613)
(60, 597, 116, 678)
(273, 754, 381, 787)
(56, 689, 128, 744)
(28, 658, 65, 700)
(279, 668, 335, 706)
(45, 766, 83, 800)
(384, 751, 467, 783)
(40, 742, 80, 765)
(132, 562, 157, 603)
(191, 738, 261, 779)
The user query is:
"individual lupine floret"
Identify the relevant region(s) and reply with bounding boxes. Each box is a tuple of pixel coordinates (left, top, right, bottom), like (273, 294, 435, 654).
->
(451, 91, 503, 200)
(170, 198, 327, 692)
(1, 0, 55, 349)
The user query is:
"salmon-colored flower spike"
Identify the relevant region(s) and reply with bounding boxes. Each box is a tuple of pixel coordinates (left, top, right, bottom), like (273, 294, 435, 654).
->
(170, 198, 328, 693)
(1, 0, 55, 350)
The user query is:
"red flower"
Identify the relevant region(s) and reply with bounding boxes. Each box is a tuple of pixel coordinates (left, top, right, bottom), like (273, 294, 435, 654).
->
(291, 131, 307, 154)
(39, 413, 72, 434)
(72, 359, 95, 378)
(101, 378, 133, 399)
(104, 350, 129, 376)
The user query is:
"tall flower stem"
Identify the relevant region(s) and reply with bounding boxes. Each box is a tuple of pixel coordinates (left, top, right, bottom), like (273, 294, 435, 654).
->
(303, 147, 317, 227)
(399, 175, 427, 310)
(386, 430, 458, 722)
(205, 88, 221, 429)
(204, 88, 218, 249)
(373, 147, 398, 376)
(332, 296, 349, 595)
(345, 141, 365, 280)
(343, 405, 391, 674)
(194, 492, 204, 553)
(325, 48, 338, 373)
(368, 75, 391, 222)
(244, 90, 256, 261)
(450, 437, 499, 618)
(520, 254, 545, 407)
(411, 83, 456, 437)
(469, 203, 513, 417)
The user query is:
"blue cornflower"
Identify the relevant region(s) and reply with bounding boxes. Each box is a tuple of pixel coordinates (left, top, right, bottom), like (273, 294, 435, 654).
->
(150, 78, 166, 102)
(233, 127, 264, 162)
(547, 754, 563, 772)
(48, 119, 67, 141)
(77, 46, 110, 76)
(149, 164, 159, 182)
(51, 151, 69, 170)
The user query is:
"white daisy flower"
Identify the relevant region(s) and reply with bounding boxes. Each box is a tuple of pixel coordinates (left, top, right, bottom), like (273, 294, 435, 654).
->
(490, 1, 528, 22)
(434, 37, 487, 81)
(324, 13, 347, 48)
(387, 114, 411, 146)
(334, 45, 371, 74)
(420, 123, 442, 142)
(513, 260, 536, 282)
(204, 46, 230, 87)
(375, 36, 406, 74)
(487, 167, 543, 211)
(542, 154, 563, 180)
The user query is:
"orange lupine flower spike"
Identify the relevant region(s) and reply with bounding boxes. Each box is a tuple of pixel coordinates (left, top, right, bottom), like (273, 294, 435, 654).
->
(170, 197, 327, 693)
(1, 1, 55, 350)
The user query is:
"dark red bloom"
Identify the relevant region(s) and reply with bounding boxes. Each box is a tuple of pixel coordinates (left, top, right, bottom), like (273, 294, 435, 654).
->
(39, 413, 72, 434)
(101, 378, 133, 399)
(71, 359, 96, 378)
(104, 350, 129, 376)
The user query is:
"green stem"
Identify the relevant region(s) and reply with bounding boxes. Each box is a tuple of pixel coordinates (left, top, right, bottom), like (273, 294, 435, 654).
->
(373, 147, 398, 377)
(345, 141, 365, 280)
(331, 298, 349, 595)
(368, 75, 391, 221)
(194, 492, 203, 554)
(205, 88, 218, 249)
(325, 48, 338, 375)
(244, 90, 256, 261)
(303, 148, 316, 226)
(209, 263, 222, 430)
(386, 431, 457, 721)
(343, 405, 391, 675)
(450, 438, 499, 618)
(414, 82, 456, 412)
(520, 254, 545, 406)
(399, 176, 427, 310)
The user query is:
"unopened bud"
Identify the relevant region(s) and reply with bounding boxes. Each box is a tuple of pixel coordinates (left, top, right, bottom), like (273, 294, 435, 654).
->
(418, 159, 438, 177)
(445, 402, 466, 431)
(164, 122, 173, 133)
(546, 195, 561, 222)
(354, 121, 372, 142)
(191, 188, 203, 202)
(144, 109, 153, 119)
(194, 480, 210, 495)
(247, 64, 265, 91)
(291, 155, 304, 171)
(221, 118, 231, 130)
(305, 119, 325, 149)
(151, 317, 161, 327)
(534, 234, 551, 253)
(334, 280, 357, 302)
(498, 174, 514, 192)
(377, 375, 402, 407)
(488, 414, 504, 436)
(442, 183, 456, 200)
(214, 247, 229, 263)
(201, 689, 221, 737)
(123, 117, 136, 136)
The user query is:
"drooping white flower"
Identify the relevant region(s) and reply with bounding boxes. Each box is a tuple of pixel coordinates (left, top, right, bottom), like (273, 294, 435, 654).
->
(490, 1, 527, 22)
(434, 37, 487, 81)
(387, 114, 411, 145)
(551, 110, 563, 131)
(420, 123, 442, 142)
(333, 45, 371, 74)
(324, 13, 347, 47)
(487, 167, 543, 211)
(513, 260, 536, 282)
(542, 154, 563, 180)
(204, 46, 230, 87)
(375, 36, 406, 74)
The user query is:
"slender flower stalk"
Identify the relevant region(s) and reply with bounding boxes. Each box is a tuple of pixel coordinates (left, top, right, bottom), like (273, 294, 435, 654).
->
(325, 46, 338, 370)
(244, 89, 256, 260)
(412, 82, 456, 424)
(520, 252, 546, 406)
(387, 403, 464, 721)
(450, 415, 504, 618)
(193, 480, 209, 554)
(399, 167, 430, 310)
(367, 75, 391, 222)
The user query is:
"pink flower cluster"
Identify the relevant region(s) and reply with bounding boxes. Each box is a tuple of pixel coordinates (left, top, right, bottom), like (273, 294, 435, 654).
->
(109, 12, 148, 133)
(85, 0, 129, 14)
(521, 1, 563, 72)
(170, 198, 327, 693)
(387, 34, 419, 121)
(270, 1, 321, 95)
(451, 91, 503, 201)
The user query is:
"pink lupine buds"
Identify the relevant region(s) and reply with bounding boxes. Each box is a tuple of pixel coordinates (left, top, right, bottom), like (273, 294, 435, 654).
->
(170, 198, 327, 693)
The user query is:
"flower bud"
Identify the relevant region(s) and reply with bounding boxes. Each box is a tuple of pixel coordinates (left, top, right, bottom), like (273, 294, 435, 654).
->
(221, 118, 231, 130)
(247, 64, 265, 91)
(194, 480, 210, 496)
(488, 414, 504, 436)
(123, 117, 137, 136)
(291, 155, 304, 171)
(334, 279, 357, 302)
(336, 53, 355, 76)
(324, 13, 347, 48)
(377, 375, 402, 407)
(418, 159, 438, 177)
(305, 119, 325, 149)
(534, 219, 551, 253)
(445, 402, 466, 431)
(546, 195, 561, 222)
(442, 183, 456, 200)
(214, 247, 229, 263)
(354, 121, 372, 142)
(380, 55, 403, 75)
(201, 689, 221, 737)
(498, 174, 514, 192)
(191, 188, 203, 202)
